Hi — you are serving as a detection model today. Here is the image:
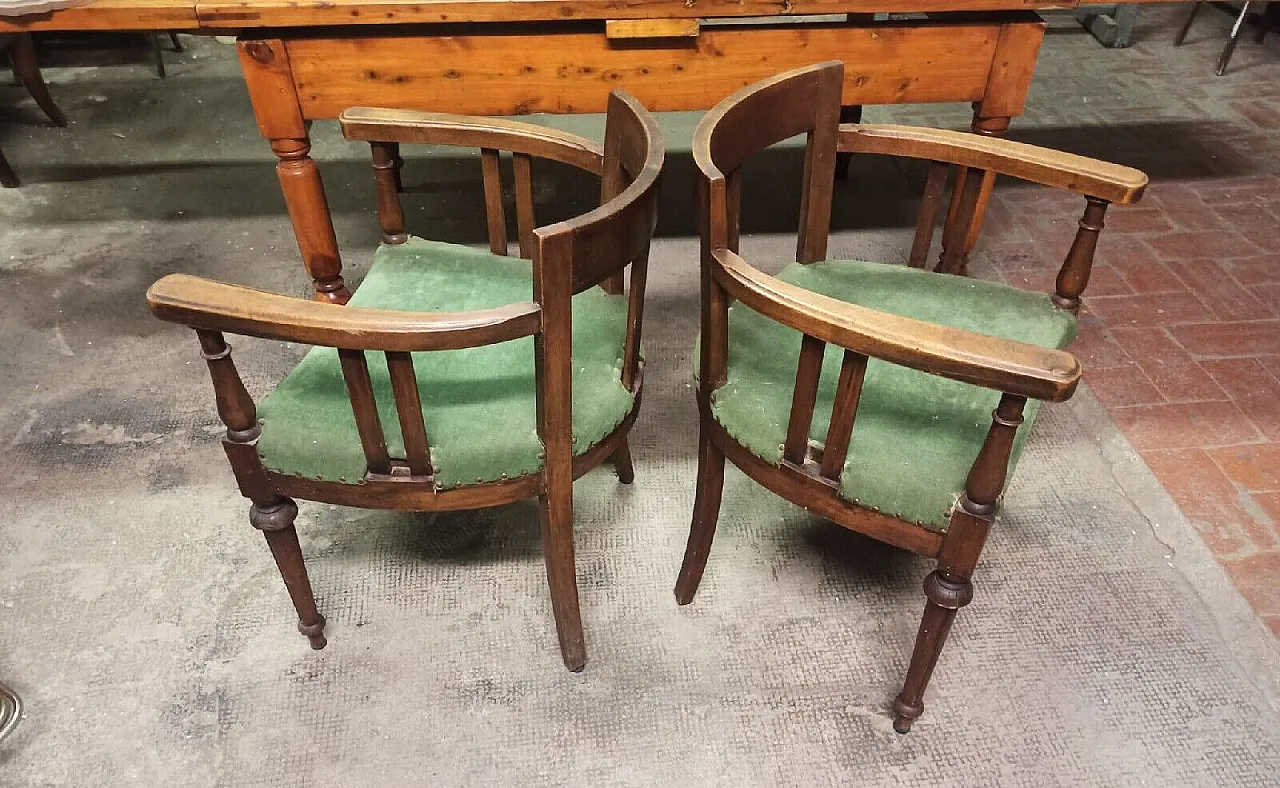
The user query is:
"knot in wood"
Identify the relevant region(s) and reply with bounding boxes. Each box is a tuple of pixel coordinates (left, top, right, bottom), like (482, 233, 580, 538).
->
(243, 41, 275, 66)
(250, 499, 298, 532)
(923, 571, 972, 610)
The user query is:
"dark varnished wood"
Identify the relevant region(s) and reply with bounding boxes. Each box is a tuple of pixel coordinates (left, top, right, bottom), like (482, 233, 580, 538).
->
(819, 350, 869, 480)
(481, 147, 508, 255)
(371, 141, 407, 243)
(908, 161, 949, 269)
(783, 334, 826, 465)
(148, 273, 542, 352)
(1054, 197, 1109, 313)
(151, 91, 661, 670)
(338, 348, 393, 475)
(513, 152, 536, 259)
(681, 62, 1146, 732)
(385, 351, 433, 476)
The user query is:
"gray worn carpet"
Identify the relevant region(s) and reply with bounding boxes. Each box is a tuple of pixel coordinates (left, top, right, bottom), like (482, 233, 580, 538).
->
(3, 224, 1280, 785)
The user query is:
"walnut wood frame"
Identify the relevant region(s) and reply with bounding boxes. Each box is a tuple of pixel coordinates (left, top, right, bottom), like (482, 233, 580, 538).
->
(675, 62, 1146, 733)
(148, 91, 663, 672)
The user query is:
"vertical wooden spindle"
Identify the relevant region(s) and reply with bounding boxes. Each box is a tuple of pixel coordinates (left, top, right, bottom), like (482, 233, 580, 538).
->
(819, 350, 870, 480)
(908, 162, 949, 269)
(783, 334, 826, 465)
(337, 348, 391, 475)
(371, 142, 407, 244)
(385, 351, 433, 477)
(962, 392, 1027, 517)
(196, 329, 257, 440)
(622, 248, 649, 392)
(937, 167, 986, 275)
(1053, 197, 1109, 313)
(725, 169, 742, 255)
(513, 152, 536, 259)
(480, 147, 507, 255)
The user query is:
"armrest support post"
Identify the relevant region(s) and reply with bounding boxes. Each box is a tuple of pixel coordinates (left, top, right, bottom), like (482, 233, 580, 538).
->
(1053, 197, 1109, 313)
(961, 392, 1026, 520)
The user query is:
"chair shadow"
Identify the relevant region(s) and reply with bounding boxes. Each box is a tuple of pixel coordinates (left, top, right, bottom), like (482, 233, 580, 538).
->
(3, 120, 1260, 242)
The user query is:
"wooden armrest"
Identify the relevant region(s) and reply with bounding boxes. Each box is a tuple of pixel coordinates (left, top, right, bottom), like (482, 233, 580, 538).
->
(147, 274, 541, 352)
(838, 124, 1148, 204)
(339, 107, 604, 175)
(711, 250, 1081, 402)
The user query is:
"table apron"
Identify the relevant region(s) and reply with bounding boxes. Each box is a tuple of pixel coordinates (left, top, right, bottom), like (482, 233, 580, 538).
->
(279, 19, 1024, 118)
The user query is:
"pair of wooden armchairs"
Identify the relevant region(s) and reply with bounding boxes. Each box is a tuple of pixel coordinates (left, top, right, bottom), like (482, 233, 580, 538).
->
(148, 63, 1146, 731)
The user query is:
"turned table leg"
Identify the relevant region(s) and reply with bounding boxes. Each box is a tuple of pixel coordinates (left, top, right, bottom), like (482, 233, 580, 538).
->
(237, 38, 350, 304)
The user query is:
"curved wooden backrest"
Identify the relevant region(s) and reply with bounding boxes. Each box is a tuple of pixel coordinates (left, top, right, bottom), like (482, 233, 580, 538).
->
(693, 61, 844, 263)
(536, 91, 664, 295)
(693, 63, 1086, 489)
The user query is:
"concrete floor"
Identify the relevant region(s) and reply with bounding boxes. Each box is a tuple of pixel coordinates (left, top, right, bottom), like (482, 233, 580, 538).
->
(2, 9, 1280, 786)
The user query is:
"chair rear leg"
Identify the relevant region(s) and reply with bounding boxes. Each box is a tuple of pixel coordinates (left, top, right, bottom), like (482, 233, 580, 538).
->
(9, 34, 67, 127)
(0, 146, 18, 188)
(674, 428, 726, 605)
(539, 480, 586, 671)
(612, 438, 636, 484)
(1174, 1, 1202, 45)
(250, 497, 327, 650)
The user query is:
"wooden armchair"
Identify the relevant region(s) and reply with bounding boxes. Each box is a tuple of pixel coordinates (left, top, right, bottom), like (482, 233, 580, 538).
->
(675, 63, 1146, 731)
(147, 91, 663, 672)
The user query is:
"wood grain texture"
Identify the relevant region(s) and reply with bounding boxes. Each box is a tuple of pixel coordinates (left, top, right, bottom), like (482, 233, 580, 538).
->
(605, 18, 699, 39)
(148, 273, 542, 352)
(839, 124, 1148, 203)
(192, 0, 1083, 30)
(0, 0, 198, 33)
(287, 23, 1001, 118)
(819, 350, 869, 480)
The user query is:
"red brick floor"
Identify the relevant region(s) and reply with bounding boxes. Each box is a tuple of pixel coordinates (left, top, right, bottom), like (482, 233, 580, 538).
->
(876, 8, 1280, 639)
(981, 176, 1280, 640)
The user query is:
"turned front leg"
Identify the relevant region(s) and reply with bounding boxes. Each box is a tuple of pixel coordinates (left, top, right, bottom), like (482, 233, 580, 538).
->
(894, 393, 1025, 733)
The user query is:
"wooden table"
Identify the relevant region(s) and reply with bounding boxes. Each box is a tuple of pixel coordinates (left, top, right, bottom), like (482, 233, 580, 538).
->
(1, 0, 1162, 302)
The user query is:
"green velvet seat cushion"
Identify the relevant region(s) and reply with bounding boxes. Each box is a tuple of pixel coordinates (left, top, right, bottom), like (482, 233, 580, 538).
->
(255, 237, 633, 488)
(710, 260, 1077, 531)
